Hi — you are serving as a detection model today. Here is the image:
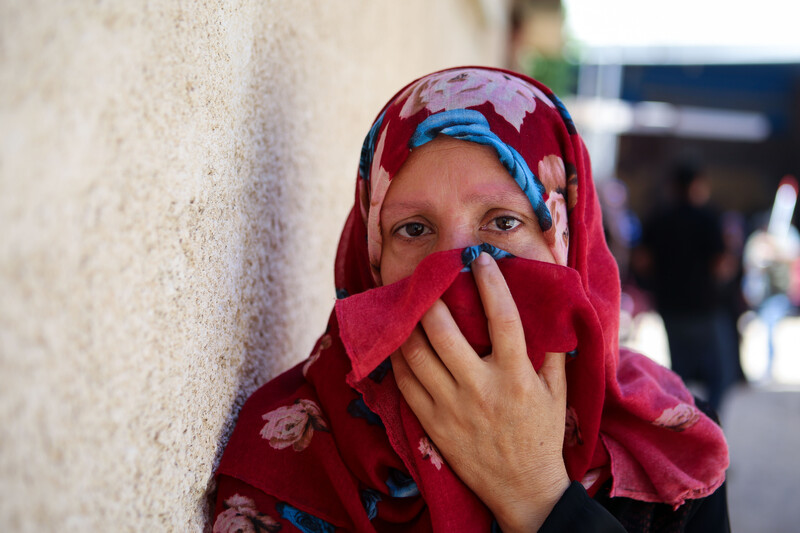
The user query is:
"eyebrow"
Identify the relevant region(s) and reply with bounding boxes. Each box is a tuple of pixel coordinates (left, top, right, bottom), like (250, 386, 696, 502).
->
(463, 187, 531, 208)
(380, 200, 435, 219)
(382, 187, 532, 218)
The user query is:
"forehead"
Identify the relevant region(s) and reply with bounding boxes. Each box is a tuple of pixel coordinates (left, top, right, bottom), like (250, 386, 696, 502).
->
(383, 137, 532, 212)
(390, 137, 524, 194)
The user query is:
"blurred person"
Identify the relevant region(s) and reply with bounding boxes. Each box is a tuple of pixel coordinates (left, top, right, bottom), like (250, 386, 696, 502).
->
(636, 161, 737, 412)
(213, 68, 729, 532)
(598, 178, 649, 343)
(719, 210, 749, 384)
(742, 177, 800, 381)
(599, 178, 642, 282)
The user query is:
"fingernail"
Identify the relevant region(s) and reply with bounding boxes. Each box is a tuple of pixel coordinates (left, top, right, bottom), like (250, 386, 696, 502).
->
(476, 251, 491, 266)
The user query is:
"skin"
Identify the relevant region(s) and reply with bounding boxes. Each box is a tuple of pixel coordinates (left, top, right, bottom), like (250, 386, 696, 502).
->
(381, 136, 571, 532)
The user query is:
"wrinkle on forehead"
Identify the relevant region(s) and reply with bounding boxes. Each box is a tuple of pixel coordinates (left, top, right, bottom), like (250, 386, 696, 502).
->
(385, 137, 534, 215)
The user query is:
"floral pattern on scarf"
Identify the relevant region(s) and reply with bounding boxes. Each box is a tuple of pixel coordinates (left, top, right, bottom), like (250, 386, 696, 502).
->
(213, 494, 281, 533)
(302, 334, 331, 377)
(538, 154, 570, 264)
(564, 405, 584, 447)
(653, 403, 701, 432)
(276, 502, 334, 533)
(398, 68, 554, 131)
(260, 399, 329, 452)
(418, 437, 444, 470)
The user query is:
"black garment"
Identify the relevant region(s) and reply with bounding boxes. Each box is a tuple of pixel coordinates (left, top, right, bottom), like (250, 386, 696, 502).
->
(540, 482, 626, 532)
(598, 479, 729, 533)
(641, 204, 734, 411)
(539, 480, 730, 533)
(641, 204, 725, 314)
(660, 311, 736, 411)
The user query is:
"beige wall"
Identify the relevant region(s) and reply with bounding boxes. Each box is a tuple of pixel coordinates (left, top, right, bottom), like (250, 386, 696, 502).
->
(0, 1, 507, 530)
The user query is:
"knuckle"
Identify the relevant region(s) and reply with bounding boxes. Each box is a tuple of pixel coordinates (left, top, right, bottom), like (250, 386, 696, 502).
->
(494, 312, 520, 331)
(402, 345, 427, 367)
(490, 313, 523, 340)
(394, 372, 413, 394)
(432, 331, 460, 354)
(508, 375, 534, 398)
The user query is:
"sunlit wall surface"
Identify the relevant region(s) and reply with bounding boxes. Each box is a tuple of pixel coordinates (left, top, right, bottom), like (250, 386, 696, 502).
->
(0, 2, 508, 530)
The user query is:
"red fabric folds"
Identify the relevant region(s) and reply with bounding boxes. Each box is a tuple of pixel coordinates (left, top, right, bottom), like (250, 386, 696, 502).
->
(337, 250, 597, 383)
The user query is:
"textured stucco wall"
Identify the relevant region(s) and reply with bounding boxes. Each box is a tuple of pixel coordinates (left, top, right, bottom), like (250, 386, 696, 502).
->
(0, 1, 507, 530)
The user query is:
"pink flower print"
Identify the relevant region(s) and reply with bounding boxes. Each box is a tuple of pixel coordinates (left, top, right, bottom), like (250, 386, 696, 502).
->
(546, 192, 569, 266)
(566, 165, 578, 210)
(213, 494, 281, 533)
(260, 399, 329, 451)
(653, 403, 701, 432)
(398, 69, 554, 132)
(418, 437, 443, 470)
(366, 123, 391, 277)
(564, 406, 583, 447)
(367, 165, 390, 270)
(538, 155, 569, 264)
(302, 334, 332, 377)
(357, 177, 369, 224)
(538, 155, 567, 194)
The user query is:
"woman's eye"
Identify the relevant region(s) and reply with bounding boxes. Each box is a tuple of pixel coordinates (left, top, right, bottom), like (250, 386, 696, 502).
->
(396, 222, 430, 238)
(493, 216, 521, 231)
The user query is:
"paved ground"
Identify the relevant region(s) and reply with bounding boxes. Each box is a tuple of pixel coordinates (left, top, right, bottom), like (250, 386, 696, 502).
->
(722, 384, 800, 533)
(626, 313, 800, 532)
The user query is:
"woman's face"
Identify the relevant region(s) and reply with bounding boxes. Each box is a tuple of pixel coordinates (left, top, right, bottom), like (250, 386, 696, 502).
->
(380, 136, 555, 285)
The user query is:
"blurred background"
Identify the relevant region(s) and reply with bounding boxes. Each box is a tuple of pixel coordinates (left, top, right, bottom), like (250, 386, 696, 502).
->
(512, 1, 800, 531)
(1, 0, 797, 530)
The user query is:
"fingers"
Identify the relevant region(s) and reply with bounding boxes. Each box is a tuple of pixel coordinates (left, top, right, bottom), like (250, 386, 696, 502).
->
(419, 300, 478, 379)
(398, 326, 455, 398)
(471, 252, 526, 365)
(538, 351, 567, 399)
(390, 350, 434, 415)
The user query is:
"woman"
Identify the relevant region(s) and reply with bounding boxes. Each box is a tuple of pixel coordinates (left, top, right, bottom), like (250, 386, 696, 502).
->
(213, 67, 729, 532)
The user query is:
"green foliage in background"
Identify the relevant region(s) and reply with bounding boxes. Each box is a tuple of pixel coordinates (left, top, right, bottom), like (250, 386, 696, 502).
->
(524, 54, 578, 96)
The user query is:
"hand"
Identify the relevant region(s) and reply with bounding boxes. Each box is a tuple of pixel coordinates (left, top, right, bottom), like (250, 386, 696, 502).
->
(391, 252, 570, 532)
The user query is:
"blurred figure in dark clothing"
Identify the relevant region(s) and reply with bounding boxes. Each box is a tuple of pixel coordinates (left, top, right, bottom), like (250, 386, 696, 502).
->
(719, 210, 749, 384)
(634, 161, 737, 412)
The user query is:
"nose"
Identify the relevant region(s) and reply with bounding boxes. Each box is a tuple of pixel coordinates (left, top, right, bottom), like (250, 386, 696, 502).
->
(433, 222, 481, 253)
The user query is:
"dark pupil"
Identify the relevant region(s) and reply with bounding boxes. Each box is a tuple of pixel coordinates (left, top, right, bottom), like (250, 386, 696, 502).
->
(496, 217, 514, 230)
(406, 223, 425, 236)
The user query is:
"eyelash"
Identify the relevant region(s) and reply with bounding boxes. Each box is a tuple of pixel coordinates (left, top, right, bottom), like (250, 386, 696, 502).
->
(395, 222, 431, 238)
(393, 215, 523, 239)
(485, 216, 522, 232)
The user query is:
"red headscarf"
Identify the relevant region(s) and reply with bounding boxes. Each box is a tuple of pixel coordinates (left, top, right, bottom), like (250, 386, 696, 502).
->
(214, 67, 728, 533)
